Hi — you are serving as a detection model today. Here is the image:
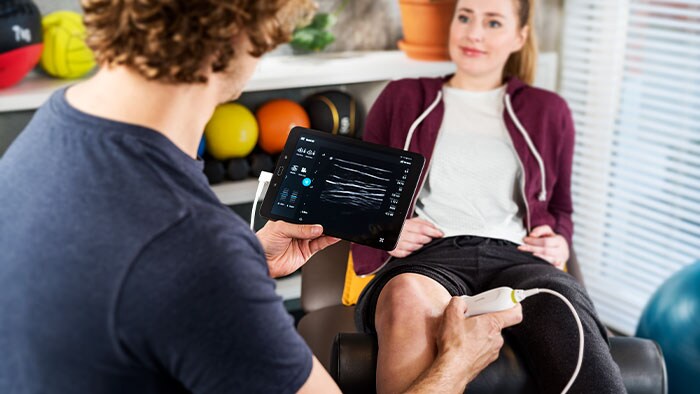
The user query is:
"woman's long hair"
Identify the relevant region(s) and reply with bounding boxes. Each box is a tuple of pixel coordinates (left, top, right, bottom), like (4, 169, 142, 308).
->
(503, 0, 537, 84)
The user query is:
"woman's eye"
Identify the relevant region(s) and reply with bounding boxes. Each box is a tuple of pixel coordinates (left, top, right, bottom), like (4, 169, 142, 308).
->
(458, 15, 469, 23)
(488, 20, 502, 28)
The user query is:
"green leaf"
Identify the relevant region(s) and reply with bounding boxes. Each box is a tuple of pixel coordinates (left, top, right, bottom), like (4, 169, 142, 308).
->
(310, 13, 337, 30)
(312, 30, 335, 50)
(291, 28, 316, 48)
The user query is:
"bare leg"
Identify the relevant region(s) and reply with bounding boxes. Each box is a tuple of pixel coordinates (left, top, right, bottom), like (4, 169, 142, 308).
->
(374, 273, 452, 394)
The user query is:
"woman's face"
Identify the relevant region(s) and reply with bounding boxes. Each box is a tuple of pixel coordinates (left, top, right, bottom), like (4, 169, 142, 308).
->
(448, 0, 528, 81)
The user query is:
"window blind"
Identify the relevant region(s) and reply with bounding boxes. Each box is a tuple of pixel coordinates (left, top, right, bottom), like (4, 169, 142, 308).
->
(560, 0, 700, 334)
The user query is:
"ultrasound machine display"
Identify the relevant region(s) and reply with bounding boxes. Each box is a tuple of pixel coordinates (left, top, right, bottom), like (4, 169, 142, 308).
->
(271, 133, 415, 246)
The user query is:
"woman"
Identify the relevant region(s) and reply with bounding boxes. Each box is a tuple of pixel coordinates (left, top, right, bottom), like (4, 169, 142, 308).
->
(352, 0, 626, 392)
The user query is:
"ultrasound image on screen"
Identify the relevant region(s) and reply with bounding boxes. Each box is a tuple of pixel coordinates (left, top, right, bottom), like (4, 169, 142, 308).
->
(320, 157, 391, 211)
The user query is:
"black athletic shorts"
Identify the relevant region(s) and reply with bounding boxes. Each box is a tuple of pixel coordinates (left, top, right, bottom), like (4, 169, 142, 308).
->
(355, 235, 553, 333)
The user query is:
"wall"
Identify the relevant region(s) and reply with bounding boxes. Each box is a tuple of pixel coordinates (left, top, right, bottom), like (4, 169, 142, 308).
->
(35, 0, 81, 14)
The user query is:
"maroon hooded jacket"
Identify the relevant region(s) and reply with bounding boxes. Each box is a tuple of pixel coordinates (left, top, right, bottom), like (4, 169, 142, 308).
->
(351, 76, 575, 276)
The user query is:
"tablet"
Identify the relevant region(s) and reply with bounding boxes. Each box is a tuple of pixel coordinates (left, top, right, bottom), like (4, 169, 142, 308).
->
(260, 127, 425, 251)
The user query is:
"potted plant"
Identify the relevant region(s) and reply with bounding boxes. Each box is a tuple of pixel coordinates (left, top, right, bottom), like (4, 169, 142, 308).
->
(398, 0, 457, 61)
(290, 0, 349, 53)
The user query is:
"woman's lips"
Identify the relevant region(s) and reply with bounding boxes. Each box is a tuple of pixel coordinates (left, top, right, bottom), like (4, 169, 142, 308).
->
(460, 46, 486, 57)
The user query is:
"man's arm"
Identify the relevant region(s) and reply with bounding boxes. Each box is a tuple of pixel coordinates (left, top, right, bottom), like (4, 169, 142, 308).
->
(405, 297, 523, 394)
(296, 357, 342, 394)
(295, 297, 522, 394)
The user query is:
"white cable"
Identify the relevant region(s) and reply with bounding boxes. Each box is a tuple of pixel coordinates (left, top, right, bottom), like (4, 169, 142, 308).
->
(514, 288, 584, 394)
(504, 94, 547, 201)
(250, 171, 273, 231)
(403, 90, 442, 151)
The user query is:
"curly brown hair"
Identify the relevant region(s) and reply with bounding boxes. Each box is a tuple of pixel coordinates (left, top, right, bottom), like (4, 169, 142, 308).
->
(81, 0, 315, 83)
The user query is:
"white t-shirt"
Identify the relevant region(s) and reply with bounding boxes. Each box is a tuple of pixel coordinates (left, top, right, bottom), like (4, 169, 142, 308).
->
(414, 85, 527, 244)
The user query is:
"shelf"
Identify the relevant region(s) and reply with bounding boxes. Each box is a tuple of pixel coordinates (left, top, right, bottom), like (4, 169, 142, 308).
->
(211, 179, 260, 206)
(0, 50, 456, 113)
(244, 50, 455, 92)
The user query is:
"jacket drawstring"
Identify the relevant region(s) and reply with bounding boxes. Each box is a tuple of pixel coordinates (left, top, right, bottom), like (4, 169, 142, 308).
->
(505, 93, 547, 201)
(403, 91, 443, 151)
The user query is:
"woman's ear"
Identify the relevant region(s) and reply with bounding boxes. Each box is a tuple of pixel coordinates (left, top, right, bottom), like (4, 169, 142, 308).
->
(514, 25, 529, 52)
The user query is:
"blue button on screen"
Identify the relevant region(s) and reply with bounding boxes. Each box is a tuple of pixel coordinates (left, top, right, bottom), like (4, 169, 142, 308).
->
(302, 178, 312, 187)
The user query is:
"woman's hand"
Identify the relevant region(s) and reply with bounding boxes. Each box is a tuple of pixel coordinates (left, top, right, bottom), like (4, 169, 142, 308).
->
(389, 217, 444, 258)
(518, 225, 569, 270)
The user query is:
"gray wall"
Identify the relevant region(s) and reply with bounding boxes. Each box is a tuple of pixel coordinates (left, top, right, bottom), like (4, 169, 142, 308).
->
(34, 0, 81, 14)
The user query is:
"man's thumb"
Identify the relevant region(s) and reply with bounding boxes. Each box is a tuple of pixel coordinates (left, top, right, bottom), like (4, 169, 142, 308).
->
(276, 222, 323, 239)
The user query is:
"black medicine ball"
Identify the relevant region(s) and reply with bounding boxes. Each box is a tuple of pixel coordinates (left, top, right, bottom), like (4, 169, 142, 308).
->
(303, 90, 364, 139)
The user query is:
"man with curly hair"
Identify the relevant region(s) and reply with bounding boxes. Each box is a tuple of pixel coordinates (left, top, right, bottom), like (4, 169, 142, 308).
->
(0, 1, 522, 393)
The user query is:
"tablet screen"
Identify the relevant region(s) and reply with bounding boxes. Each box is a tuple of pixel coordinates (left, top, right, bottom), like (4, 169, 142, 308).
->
(260, 127, 425, 251)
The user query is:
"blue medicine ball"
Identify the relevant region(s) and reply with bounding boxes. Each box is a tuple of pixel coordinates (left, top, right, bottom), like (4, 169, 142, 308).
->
(198, 135, 206, 158)
(636, 261, 700, 394)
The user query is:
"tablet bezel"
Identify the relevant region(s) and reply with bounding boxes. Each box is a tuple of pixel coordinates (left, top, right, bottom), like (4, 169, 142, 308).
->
(259, 126, 425, 251)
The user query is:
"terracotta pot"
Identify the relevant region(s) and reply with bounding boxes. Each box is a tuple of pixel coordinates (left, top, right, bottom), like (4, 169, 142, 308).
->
(398, 0, 457, 61)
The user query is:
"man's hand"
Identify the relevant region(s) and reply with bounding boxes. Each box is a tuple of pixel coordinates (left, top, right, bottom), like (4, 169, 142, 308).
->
(518, 225, 569, 270)
(256, 221, 340, 278)
(389, 218, 444, 258)
(438, 297, 523, 384)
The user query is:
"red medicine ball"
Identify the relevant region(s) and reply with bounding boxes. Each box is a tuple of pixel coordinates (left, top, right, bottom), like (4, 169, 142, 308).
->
(0, 0, 43, 89)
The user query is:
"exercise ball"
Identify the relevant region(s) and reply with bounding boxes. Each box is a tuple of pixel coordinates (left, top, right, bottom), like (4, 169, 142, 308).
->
(40, 11, 95, 79)
(0, 0, 43, 88)
(204, 103, 258, 160)
(197, 135, 206, 158)
(304, 90, 363, 138)
(203, 158, 225, 185)
(226, 158, 250, 181)
(256, 99, 309, 155)
(248, 152, 274, 177)
(637, 261, 700, 394)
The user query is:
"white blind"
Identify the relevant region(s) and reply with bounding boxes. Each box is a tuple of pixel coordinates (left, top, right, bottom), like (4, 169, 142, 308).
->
(560, 0, 700, 334)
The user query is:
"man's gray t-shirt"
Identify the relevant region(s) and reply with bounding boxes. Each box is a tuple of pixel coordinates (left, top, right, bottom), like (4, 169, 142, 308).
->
(0, 89, 312, 393)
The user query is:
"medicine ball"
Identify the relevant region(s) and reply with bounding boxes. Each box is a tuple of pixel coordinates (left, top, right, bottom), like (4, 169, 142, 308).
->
(205, 103, 259, 160)
(226, 158, 250, 181)
(303, 90, 363, 139)
(0, 0, 43, 88)
(256, 99, 310, 155)
(197, 135, 206, 158)
(203, 158, 226, 185)
(248, 152, 274, 177)
(40, 11, 95, 79)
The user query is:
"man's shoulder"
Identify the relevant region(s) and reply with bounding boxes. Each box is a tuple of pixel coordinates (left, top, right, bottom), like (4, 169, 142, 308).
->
(130, 207, 267, 284)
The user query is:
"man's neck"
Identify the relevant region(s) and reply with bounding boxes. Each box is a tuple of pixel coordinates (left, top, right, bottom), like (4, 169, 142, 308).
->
(65, 66, 219, 158)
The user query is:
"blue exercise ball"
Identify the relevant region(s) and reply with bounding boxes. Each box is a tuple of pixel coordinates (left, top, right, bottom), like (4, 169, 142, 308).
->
(636, 261, 700, 394)
(198, 135, 206, 158)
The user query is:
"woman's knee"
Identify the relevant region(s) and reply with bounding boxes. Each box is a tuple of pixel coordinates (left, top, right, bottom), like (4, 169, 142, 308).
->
(375, 274, 450, 333)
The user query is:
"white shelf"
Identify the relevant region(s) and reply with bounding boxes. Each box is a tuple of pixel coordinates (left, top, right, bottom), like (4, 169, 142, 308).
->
(245, 50, 455, 92)
(0, 50, 456, 113)
(0, 73, 75, 112)
(211, 179, 260, 206)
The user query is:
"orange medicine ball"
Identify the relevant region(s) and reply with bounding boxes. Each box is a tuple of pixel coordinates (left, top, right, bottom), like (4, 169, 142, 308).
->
(256, 99, 310, 154)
